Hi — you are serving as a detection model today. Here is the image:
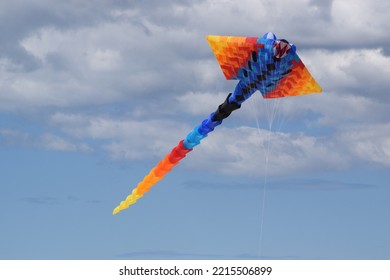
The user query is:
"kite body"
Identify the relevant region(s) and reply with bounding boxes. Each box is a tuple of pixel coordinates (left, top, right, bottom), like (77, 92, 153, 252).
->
(113, 32, 322, 214)
(206, 34, 321, 99)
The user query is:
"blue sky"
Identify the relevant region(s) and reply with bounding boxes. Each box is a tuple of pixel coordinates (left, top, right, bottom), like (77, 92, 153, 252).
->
(1, 0, 389, 260)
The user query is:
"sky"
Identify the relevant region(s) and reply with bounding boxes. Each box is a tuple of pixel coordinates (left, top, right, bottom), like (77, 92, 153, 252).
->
(0, 0, 389, 260)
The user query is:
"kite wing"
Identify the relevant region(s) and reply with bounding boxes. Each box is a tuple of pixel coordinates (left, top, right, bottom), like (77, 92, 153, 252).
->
(206, 35, 322, 98)
(113, 33, 322, 215)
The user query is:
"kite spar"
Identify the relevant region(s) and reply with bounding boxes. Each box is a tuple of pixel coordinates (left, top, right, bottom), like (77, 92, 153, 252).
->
(113, 32, 322, 215)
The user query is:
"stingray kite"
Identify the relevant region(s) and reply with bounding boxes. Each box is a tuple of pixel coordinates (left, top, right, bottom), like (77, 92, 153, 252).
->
(113, 32, 322, 214)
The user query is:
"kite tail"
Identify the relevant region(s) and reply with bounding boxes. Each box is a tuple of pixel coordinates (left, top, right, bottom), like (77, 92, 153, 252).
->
(113, 86, 256, 214)
(112, 140, 192, 214)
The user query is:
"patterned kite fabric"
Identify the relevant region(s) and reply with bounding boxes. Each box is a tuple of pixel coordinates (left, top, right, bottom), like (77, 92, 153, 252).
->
(206, 35, 322, 98)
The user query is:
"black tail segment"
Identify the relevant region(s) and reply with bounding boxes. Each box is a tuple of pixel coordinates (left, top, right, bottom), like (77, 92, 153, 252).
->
(212, 93, 241, 122)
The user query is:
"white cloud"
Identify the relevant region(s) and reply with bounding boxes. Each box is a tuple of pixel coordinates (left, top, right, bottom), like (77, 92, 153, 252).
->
(0, 128, 92, 153)
(45, 111, 390, 176)
(87, 49, 121, 72)
(38, 133, 93, 152)
(338, 124, 390, 166)
(332, 0, 389, 40)
(0, 0, 389, 178)
(49, 112, 190, 159)
(1, 1, 388, 113)
(0, 129, 30, 146)
(184, 126, 348, 176)
(302, 48, 390, 99)
(176, 91, 227, 116)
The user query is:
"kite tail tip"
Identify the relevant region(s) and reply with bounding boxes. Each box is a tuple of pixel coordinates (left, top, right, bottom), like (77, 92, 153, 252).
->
(112, 207, 120, 215)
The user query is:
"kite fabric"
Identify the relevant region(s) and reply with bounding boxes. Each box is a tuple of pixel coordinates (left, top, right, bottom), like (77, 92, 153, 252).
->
(113, 32, 322, 215)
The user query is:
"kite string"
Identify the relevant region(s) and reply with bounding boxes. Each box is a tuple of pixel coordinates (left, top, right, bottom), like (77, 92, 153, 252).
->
(257, 51, 285, 257)
(250, 53, 271, 258)
(249, 98, 267, 259)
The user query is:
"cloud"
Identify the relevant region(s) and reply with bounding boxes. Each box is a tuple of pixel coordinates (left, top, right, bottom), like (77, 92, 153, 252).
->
(0, 0, 116, 70)
(176, 91, 227, 116)
(1, 18, 216, 112)
(331, 0, 389, 46)
(40, 99, 390, 174)
(185, 126, 348, 176)
(1, 0, 389, 115)
(49, 112, 189, 159)
(38, 133, 93, 152)
(0, 0, 389, 179)
(0, 129, 30, 147)
(303, 49, 390, 101)
(45, 111, 390, 176)
(0, 128, 92, 153)
(338, 123, 390, 166)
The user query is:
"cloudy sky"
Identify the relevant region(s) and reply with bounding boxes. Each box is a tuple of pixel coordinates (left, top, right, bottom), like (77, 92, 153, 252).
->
(1, 0, 389, 260)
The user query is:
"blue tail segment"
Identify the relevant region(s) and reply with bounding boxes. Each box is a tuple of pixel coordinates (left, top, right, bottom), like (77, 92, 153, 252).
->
(183, 113, 222, 149)
(183, 81, 258, 150)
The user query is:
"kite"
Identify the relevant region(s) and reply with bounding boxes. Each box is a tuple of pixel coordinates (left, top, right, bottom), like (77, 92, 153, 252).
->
(113, 32, 322, 215)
